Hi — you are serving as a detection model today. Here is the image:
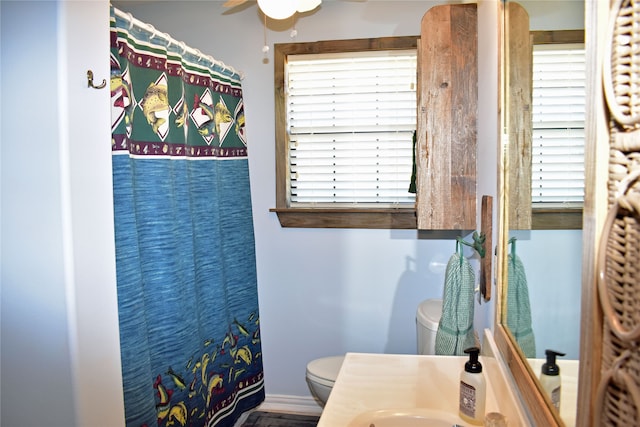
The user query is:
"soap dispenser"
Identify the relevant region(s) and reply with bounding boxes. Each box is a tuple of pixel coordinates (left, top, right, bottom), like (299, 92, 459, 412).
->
(459, 347, 486, 425)
(539, 349, 566, 411)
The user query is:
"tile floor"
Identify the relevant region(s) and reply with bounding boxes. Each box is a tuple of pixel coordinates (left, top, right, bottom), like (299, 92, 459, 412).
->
(240, 411, 319, 427)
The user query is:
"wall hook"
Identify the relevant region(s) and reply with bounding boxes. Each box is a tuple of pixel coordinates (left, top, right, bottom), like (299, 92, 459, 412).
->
(87, 70, 106, 89)
(456, 231, 486, 259)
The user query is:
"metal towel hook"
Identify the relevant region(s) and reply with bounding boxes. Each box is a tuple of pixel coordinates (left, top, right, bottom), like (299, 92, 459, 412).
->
(456, 231, 487, 259)
(87, 70, 106, 89)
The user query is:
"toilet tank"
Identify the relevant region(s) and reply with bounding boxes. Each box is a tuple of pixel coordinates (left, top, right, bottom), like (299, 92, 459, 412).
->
(416, 299, 443, 355)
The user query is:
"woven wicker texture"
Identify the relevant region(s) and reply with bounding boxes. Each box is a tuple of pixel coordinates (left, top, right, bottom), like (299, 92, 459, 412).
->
(597, 0, 640, 424)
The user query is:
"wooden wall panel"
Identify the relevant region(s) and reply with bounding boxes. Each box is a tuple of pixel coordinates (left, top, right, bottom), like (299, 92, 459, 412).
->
(506, 2, 532, 230)
(417, 4, 477, 230)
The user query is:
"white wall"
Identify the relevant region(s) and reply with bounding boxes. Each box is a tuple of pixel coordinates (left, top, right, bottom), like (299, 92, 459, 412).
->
(511, 230, 583, 359)
(1, 2, 77, 425)
(1, 1, 124, 426)
(110, 0, 500, 399)
(521, 0, 584, 31)
(58, 1, 126, 425)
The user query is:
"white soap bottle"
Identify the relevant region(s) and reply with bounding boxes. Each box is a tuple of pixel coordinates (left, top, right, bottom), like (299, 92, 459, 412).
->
(539, 349, 566, 411)
(459, 347, 486, 425)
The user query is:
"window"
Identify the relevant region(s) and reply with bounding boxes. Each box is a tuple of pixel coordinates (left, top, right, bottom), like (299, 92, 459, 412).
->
(287, 51, 417, 205)
(271, 37, 419, 228)
(532, 45, 585, 204)
(530, 30, 585, 229)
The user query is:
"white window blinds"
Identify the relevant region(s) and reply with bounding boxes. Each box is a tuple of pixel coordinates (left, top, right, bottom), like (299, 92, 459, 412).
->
(531, 44, 585, 206)
(285, 50, 417, 206)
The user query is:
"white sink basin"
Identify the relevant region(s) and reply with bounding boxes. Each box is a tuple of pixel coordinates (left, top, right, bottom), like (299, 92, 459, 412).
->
(317, 353, 484, 426)
(347, 408, 463, 427)
(316, 331, 528, 426)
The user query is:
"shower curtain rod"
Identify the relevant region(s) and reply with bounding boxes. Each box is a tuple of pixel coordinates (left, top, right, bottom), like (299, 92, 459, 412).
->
(112, 7, 245, 80)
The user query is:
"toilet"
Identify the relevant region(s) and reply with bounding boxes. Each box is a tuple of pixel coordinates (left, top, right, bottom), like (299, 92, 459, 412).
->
(305, 355, 346, 407)
(416, 298, 444, 355)
(305, 298, 443, 407)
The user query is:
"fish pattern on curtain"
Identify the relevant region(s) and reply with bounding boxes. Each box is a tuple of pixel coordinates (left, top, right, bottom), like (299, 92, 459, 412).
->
(109, 7, 264, 427)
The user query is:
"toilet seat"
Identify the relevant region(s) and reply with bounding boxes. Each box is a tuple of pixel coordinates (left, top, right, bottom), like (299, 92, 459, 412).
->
(306, 355, 344, 387)
(416, 298, 443, 355)
(417, 298, 443, 330)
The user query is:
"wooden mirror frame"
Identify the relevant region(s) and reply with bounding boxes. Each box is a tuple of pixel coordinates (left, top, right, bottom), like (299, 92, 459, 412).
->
(575, 0, 608, 426)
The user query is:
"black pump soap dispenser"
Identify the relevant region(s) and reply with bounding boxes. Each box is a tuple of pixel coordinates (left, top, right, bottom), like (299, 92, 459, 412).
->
(539, 349, 566, 410)
(459, 347, 486, 425)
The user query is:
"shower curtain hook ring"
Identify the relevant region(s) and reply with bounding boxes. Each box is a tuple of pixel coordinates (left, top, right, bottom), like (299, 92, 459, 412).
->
(194, 49, 206, 63)
(148, 24, 157, 40)
(163, 33, 173, 49)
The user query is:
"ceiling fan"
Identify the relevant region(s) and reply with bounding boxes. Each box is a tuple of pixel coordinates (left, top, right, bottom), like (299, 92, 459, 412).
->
(223, 0, 323, 20)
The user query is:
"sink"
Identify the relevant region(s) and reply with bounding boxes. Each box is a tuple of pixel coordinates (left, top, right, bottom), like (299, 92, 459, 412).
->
(316, 332, 528, 426)
(347, 409, 463, 427)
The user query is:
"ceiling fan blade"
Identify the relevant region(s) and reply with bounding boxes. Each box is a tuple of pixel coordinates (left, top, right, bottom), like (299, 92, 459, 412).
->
(223, 0, 248, 8)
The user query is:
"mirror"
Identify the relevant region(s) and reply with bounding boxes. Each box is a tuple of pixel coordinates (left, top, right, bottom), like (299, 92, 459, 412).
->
(497, 1, 585, 426)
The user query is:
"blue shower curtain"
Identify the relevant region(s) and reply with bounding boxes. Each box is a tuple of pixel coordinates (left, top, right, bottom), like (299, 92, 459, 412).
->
(110, 7, 264, 427)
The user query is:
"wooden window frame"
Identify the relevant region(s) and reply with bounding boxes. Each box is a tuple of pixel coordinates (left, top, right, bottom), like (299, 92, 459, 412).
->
(270, 36, 419, 229)
(531, 29, 584, 230)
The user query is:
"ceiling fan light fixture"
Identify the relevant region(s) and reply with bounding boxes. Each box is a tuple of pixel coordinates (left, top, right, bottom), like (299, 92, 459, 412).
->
(257, 0, 297, 20)
(297, 0, 322, 13)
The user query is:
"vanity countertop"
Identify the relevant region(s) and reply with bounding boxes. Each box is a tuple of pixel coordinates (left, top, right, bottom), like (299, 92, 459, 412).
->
(527, 358, 579, 427)
(317, 352, 526, 427)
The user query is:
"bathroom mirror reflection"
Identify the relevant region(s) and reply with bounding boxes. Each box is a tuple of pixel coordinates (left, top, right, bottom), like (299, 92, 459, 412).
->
(501, 1, 584, 426)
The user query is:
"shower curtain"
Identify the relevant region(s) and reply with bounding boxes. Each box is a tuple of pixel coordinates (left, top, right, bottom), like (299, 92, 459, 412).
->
(109, 7, 264, 427)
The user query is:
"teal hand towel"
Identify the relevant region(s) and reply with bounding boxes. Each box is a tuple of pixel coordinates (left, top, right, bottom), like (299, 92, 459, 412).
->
(506, 254, 536, 358)
(435, 253, 476, 356)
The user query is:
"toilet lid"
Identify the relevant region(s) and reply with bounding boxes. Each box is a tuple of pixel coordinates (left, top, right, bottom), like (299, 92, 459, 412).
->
(306, 355, 344, 383)
(416, 298, 443, 330)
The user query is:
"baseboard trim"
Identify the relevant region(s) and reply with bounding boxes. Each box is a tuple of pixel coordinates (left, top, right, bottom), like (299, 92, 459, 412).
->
(257, 394, 323, 416)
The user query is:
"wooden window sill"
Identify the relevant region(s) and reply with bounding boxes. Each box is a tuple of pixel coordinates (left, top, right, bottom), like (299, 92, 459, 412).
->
(270, 207, 417, 229)
(532, 208, 583, 230)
